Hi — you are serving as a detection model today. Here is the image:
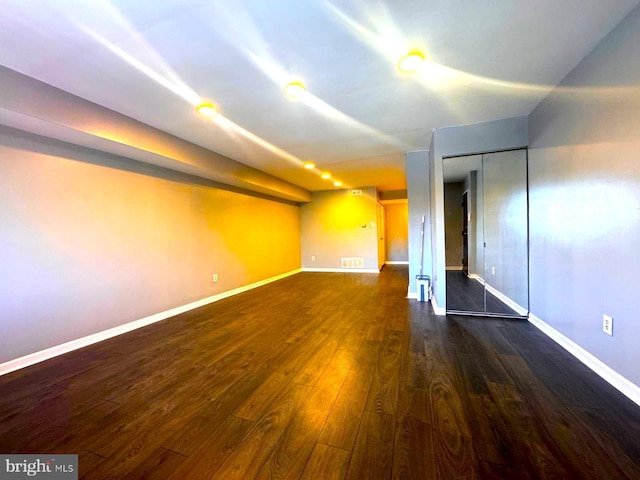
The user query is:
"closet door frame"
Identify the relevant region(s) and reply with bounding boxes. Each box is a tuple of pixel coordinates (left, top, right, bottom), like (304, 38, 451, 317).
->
(443, 147, 530, 319)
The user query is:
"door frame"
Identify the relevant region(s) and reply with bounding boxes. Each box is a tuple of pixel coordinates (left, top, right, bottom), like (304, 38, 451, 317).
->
(461, 190, 469, 276)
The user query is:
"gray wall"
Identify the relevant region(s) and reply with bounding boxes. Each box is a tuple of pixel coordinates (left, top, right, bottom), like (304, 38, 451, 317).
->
(462, 173, 474, 273)
(299, 188, 379, 270)
(466, 170, 484, 277)
(380, 190, 408, 202)
(430, 117, 529, 309)
(528, 5, 640, 385)
(0, 66, 310, 203)
(444, 182, 464, 267)
(462, 169, 483, 277)
(407, 151, 430, 294)
(0, 127, 301, 363)
(483, 150, 529, 311)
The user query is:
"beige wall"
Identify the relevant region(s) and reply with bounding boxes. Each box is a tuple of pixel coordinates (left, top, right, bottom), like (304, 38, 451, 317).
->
(0, 129, 301, 363)
(384, 203, 408, 262)
(300, 188, 379, 270)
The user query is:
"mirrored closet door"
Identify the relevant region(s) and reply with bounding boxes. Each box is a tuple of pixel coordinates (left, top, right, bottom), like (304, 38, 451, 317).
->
(443, 149, 529, 318)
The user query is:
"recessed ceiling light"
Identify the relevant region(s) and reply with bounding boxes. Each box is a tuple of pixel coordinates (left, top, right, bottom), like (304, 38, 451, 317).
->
(333, 180, 343, 187)
(196, 102, 219, 117)
(397, 51, 425, 73)
(303, 161, 315, 169)
(321, 172, 331, 179)
(284, 81, 307, 99)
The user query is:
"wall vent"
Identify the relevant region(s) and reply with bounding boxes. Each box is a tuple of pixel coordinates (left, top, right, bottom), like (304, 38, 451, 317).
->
(341, 257, 364, 269)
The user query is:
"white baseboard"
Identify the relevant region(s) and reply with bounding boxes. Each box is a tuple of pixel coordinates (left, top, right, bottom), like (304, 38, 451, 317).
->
(386, 261, 409, 265)
(446, 265, 463, 271)
(0, 268, 302, 377)
(431, 296, 446, 316)
(528, 313, 640, 407)
(483, 283, 528, 316)
(469, 275, 528, 316)
(407, 287, 417, 299)
(301, 268, 380, 273)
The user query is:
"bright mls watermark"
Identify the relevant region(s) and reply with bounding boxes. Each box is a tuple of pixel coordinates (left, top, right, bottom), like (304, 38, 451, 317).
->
(0, 455, 77, 479)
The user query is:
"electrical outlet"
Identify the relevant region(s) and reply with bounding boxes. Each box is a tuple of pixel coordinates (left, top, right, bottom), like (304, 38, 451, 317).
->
(491, 266, 496, 275)
(603, 314, 613, 336)
(213, 274, 218, 283)
(311, 255, 316, 262)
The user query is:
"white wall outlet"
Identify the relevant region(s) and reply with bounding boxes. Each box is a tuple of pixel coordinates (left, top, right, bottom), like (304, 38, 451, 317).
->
(213, 273, 218, 283)
(491, 266, 496, 275)
(603, 314, 613, 336)
(311, 255, 316, 262)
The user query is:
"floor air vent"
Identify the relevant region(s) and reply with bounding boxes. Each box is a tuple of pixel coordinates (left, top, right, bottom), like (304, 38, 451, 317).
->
(341, 257, 364, 269)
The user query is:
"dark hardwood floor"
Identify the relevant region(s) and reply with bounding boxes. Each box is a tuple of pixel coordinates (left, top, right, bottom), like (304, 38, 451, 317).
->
(1, 265, 639, 479)
(446, 270, 519, 315)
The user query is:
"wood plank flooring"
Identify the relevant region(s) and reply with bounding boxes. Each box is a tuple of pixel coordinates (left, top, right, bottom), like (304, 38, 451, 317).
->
(446, 270, 519, 315)
(1, 265, 639, 479)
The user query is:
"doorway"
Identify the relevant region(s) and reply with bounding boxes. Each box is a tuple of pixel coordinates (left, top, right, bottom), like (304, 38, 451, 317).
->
(462, 191, 469, 276)
(377, 202, 386, 270)
(443, 148, 529, 318)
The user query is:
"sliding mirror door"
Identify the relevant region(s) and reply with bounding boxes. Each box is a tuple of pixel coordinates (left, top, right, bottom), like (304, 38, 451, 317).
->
(482, 150, 529, 316)
(444, 149, 529, 318)
(444, 155, 486, 314)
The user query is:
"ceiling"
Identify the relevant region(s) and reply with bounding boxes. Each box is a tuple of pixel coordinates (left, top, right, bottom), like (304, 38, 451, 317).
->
(0, 0, 638, 192)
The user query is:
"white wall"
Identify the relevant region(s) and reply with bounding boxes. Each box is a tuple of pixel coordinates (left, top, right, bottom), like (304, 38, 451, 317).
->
(0, 127, 301, 363)
(528, 4, 640, 386)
